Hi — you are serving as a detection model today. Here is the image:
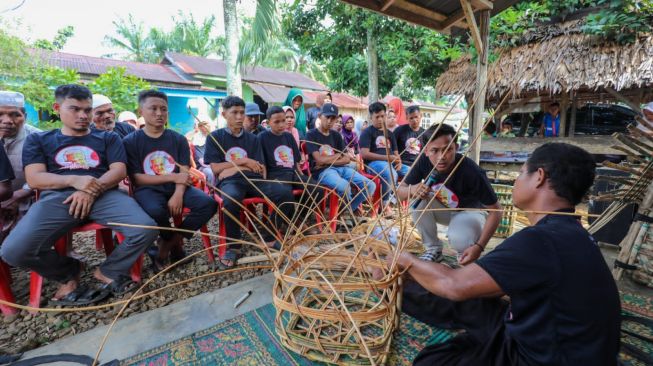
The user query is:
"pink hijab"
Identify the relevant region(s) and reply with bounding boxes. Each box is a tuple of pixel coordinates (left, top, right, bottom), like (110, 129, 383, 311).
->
(387, 97, 407, 126)
(282, 105, 300, 146)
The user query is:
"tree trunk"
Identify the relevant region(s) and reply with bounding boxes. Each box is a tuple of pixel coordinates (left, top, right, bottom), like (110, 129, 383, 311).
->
(366, 28, 379, 103)
(224, 0, 242, 97)
(470, 10, 490, 163)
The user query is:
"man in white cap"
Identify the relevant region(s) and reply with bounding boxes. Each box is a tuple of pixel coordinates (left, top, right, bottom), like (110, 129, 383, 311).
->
(92, 94, 135, 139)
(0, 91, 40, 241)
(118, 111, 138, 130)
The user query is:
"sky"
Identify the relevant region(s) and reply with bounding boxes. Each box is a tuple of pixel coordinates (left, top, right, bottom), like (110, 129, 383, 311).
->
(0, 0, 259, 57)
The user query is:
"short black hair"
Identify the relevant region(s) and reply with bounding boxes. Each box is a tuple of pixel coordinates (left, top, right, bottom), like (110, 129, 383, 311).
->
(421, 123, 457, 146)
(549, 102, 560, 108)
(406, 105, 420, 115)
(502, 120, 513, 127)
(266, 106, 285, 120)
(368, 101, 386, 114)
(222, 96, 246, 110)
(138, 89, 168, 105)
(526, 143, 595, 205)
(55, 84, 92, 103)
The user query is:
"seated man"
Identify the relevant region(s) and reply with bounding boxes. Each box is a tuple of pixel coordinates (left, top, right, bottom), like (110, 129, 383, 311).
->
(306, 103, 376, 217)
(397, 124, 501, 263)
(244, 102, 265, 135)
(91, 94, 136, 139)
(258, 106, 323, 234)
(123, 90, 217, 272)
(0, 91, 40, 240)
(205, 96, 294, 267)
(0, 84, 157, 305)
(394, 105, 425, 172)
(0, 147, 14, 201)
(360, 102, 406, 216)
(395, 142, 620, 365)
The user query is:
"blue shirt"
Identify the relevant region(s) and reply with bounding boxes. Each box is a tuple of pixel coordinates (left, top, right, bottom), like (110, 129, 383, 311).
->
(543, 113, 560, 137)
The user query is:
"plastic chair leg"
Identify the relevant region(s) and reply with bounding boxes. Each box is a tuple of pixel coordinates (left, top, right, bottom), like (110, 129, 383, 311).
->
(200, 225, 215, 263)
(28, 271, 43, 313)
(0, 261, 17, 316)
(329, 193, 339, 232)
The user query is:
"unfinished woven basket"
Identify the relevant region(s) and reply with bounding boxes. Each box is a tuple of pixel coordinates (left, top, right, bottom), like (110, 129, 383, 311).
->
(272, 233, 402, 365)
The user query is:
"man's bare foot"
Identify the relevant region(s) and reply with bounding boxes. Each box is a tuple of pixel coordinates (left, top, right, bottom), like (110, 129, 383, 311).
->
(52, 279, 80, 300)
(93, 268, 113, 285)
(158, 234, 182, 261)
(383, 205, 395, 218)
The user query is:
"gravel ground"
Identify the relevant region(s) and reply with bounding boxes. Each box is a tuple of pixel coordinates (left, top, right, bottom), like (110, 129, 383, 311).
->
(0, 218, 272, 355)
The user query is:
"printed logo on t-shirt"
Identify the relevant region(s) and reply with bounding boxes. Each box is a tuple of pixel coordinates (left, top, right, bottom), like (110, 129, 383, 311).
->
(405, 137, 421, 155)
(375, 136, 389, 149)
(143, 151, 175, 175)
(273, 145, 294, 168)
(54, 145, 100, 170)
(318, 145, 334, 156)
(225, 147, 247, 162)
(430, 183, 459, 208)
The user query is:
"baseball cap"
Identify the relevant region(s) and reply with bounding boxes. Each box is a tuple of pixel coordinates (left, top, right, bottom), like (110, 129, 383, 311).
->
(0, 91, 25, 108)
(320, 103, 338, 117)
(245, 102, 264, 116)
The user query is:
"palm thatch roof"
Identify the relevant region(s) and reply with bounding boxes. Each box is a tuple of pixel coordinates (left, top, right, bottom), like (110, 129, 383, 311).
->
(436, 20, 653, 103)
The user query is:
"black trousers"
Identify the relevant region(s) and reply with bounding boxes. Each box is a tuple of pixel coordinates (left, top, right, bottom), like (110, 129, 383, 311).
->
(218, 177, 294, 248)
(269, 171, 324, 223)
(402, 280, 523, 366)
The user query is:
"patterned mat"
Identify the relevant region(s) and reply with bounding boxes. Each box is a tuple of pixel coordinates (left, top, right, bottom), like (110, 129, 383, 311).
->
(122, 292, 653, 366)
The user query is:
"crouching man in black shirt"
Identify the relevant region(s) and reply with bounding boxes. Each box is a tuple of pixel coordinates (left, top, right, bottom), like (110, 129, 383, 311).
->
(396, 142, 620, 366)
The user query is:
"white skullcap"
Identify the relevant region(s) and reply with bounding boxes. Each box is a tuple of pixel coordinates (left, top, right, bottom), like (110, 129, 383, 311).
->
(92, 94, 112, 109)
(0, 91, 25, 108)
(644, 102, 653, 113)
(118, 111, 137, 122)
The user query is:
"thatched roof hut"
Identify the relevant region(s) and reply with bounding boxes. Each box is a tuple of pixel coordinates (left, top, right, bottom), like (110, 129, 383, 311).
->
(436, 20, 653, 105)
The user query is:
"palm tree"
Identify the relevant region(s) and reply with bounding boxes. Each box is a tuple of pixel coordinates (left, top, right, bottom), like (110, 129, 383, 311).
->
(223, 0, 242, 96)
(104, 15, 153, 62)
(170, 12, 222, 57)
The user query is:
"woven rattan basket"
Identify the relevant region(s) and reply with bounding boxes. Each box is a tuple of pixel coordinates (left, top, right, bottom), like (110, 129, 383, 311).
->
(273, 233, 402, 365)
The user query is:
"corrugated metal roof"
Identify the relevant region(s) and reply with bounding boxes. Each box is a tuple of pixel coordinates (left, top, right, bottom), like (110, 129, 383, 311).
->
(166, 52, 327, 91)
(34, 49, 200, 86)
(248, 83, 367, 110)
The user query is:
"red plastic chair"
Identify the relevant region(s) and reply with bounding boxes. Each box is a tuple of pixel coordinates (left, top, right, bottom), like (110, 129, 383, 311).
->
(0, 259, 17, 315)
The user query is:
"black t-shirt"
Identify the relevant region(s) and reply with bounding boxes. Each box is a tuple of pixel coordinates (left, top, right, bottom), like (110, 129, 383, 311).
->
(0, 147, 15, 182)
(123, 129, 190, 193)
(359, 125, 398, 166)
(204, 128, 264, 181)
(113, 122, 136, 139)
(477, 212, 621, 366)
(258, 130, 301, 178)
(394, 124, 424, 165)
(23, 129, 126, 180)
(306, 107, 320, 130)
(305, 128, 345, 176)
(403, 153, 497, 208)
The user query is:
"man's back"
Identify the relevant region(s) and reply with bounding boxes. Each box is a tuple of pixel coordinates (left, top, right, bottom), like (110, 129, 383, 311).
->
(477, 212, 620, 365)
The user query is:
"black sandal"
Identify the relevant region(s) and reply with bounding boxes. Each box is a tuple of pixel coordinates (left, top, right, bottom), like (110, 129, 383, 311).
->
(101, 275, 137, 297)
(218, 249, 241, 269)
(50, 285, 110, 306)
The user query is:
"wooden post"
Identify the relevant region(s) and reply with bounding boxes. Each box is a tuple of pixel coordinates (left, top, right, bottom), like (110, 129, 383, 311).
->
(470, 9, 490, 163)
(559, 91, 569, 137)
(569, 91, 578, 136)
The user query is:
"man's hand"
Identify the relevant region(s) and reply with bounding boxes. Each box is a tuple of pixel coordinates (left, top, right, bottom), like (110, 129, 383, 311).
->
(243, 159, 264, 174)
(458, 244, 483, 265)
(70, 176, 103, 197)
(63, 191, 96, 219)
(410, 183, 431, 200)
(168, 192, 184, 217)
(218, 168, 237, 180)
(172, 172, 193, 185)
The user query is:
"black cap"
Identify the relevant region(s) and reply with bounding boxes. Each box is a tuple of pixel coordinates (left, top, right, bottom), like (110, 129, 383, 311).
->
(320, 103, 338, 117)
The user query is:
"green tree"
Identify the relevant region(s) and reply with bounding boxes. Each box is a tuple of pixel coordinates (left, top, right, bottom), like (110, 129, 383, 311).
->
(104, 15, 154, 62)
(283, 0, 462, 99)
(33, 26, 75, 51)
(149, 11, 226, 58)
(17, 66, 80, 123)
(87, 67, 151, 112)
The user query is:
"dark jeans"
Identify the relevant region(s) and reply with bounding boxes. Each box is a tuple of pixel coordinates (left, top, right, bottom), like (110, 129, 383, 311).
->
(0, 189, 157, 283)
(402, 280, 523, 366)
(269, 171, 324, 223)
(217, 177, 294, 249)
(134, 186, 217, 240)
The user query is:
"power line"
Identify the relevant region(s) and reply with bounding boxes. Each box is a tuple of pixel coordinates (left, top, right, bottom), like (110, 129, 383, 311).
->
(0, 0, 27, 15)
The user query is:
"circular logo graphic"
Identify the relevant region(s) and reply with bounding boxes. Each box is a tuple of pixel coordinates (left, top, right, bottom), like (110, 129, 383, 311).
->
(430, 183, 459, 208)
(274, 145, 294, 168)
(405, 137, 422, 155)
(143, 151, 176, 175)
(225, 147, 247, 162)
(375, 136, 389, 149)
(318, 145, 334, 156)
(54, 145, 100, 170)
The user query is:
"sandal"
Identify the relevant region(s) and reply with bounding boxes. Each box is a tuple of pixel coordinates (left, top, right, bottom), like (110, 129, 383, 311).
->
(101, 275, 137, 297)
(50, 285, 110, 306)
(147, 249, 169, 274)
(218, 249, 241, 269)
(265, 241, 282, 251)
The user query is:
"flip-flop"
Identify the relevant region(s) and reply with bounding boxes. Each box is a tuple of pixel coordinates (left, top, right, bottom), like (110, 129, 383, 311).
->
(218, 249, 241, 270)
(50, 285, 110, 306)
(102, 276, 138, 297)
(266, 241, 282, 251)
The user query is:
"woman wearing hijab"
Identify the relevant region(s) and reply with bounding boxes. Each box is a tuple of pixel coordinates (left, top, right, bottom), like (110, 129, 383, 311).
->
(341, 114, 359, 153)
(284, 88, 307, 139)
(282, 106, 301, 146)
(387, 97, 408, 126)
